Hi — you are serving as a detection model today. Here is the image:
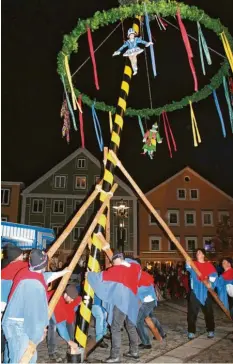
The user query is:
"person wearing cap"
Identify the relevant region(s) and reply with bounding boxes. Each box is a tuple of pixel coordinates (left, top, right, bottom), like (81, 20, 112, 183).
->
(186, 248, 217, 340)
(216, 258, 233, 319)
(113, 28, 153, 75)
(47, 285, 82, 362)
(87, 251, 141, 363)
(2, 249, 70, 363)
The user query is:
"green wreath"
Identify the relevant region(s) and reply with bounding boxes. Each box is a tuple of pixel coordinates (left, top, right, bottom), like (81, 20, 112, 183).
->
(57, 0, 232, 117)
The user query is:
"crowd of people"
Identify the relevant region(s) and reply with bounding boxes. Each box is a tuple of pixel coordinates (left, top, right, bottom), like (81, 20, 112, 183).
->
(1, 243, 233, 363)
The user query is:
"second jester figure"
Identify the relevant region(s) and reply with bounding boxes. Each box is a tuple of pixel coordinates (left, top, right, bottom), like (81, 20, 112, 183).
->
(113, 28, 153, 75)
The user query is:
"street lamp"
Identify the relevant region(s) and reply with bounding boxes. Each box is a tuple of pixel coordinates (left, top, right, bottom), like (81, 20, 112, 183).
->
(113, 199, 129, 254)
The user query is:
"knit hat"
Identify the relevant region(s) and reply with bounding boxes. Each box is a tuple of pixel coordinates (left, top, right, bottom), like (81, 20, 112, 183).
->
(29, 249, 48, 271)
(65, 285, 79, 300)
(3, 243, 23, 262)
(112, 251, 124, 261)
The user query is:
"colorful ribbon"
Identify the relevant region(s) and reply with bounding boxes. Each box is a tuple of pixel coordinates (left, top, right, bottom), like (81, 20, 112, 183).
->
(144, 4, 157, 77)
(162, 112, 177, 158)
(220, 32, 233, 73)
(92, 104, 104, 151)
(61, 76, 77, 131)
(177, 10, 198, 91)
(64, 55, 78, 110)
(223, 76, 233, 132)
(212, 90, 226, 138)
(60, 100, 70, 143)
(197, 21, 212, 75)
(138, 116, 145, 137)
(109, 111, 113, 133)
(189, 101, 201, 147)
(87, 26, 100, 91)
(78, 95, 85, 148)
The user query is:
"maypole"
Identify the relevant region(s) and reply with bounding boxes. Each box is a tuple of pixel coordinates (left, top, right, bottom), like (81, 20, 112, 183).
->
(75, 18, 140, 362)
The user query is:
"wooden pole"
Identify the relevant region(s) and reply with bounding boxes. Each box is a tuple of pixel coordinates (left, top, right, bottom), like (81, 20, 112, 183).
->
(47, 182, 102, 259)
(19, 183, 118, 364)
(110, 150, 232, 321)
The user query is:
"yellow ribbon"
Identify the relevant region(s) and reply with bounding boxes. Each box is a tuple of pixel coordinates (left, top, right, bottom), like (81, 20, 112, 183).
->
(109, 111, 113, 133)
(64, 55, 83, 112)
(189, 101, 201, 147)
(220, 32, 233, 73)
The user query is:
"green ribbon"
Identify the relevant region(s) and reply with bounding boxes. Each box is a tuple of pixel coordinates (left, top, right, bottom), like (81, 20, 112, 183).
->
(197, 21, 212, 75)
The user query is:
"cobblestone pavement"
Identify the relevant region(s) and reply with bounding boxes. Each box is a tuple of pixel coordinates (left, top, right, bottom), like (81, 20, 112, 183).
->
(37, 299, 233, 363)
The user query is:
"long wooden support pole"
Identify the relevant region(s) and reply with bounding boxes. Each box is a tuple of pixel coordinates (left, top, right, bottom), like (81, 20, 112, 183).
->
(19, 183, 118, 364)
(47, 183, 102, 259)
(109, 150, 232, 321)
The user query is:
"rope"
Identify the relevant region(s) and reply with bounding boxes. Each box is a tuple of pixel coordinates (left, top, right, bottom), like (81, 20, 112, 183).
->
(72, 22, 122, 78)
(161, 17, 225, 59)
(141, 26, 153, 109)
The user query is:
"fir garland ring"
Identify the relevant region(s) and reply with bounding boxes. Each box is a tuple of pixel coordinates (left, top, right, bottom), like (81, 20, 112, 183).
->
(57, 0, 233, 117)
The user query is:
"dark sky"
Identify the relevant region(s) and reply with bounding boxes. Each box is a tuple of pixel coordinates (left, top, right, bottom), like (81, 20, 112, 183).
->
(2, 0, 233, 196)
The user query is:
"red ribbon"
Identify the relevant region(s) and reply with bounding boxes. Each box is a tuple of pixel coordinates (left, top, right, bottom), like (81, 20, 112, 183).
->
(87, 26, 100, 91)
(78, 95, 85, 148)
(177, 10, 198, 92)
(162, 111, 177, 158)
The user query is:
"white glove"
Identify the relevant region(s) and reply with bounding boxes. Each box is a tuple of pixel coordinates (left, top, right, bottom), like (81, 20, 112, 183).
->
(113, 51, 120, 56)
(142, 138, 146, 142)
(226, 284, 233, 297)
(146, 42, 153, 47)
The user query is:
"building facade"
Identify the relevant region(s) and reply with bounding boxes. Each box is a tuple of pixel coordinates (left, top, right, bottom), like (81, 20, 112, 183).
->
(139, 167, 233, 267)
(1, 182, 24, 222)
(21, 148, 137, 258)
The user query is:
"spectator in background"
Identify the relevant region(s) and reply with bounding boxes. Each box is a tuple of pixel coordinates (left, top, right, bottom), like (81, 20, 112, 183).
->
(216, 258, 233, 319)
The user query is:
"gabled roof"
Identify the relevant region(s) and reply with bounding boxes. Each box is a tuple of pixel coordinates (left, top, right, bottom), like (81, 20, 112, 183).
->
(22, 148, 136, 197)
(146, 166, 233, 202)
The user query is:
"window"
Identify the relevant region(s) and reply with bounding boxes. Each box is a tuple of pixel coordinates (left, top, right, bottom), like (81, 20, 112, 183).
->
(1, 189, 10, 205)
(149, 210, 160, 225)
(115, 227, 128, 243)
(169, 237, 180, 251)
(168, 210, 179, 226)
(53, 200, 65, 214)
(73, 227, 84, 241)
(94, 175, 100, 184)
(54, 175, 67, 189)
(203, 236, 214, 250)
(74, 200, 82, 211)
(184, 176, 190, 182)
(190, 189, 199, 200)
(1, 216, 8, 222)
(218, 211, 229, 223)
(185, 237, 197, 251)
(185, 211, 196, 226)
(75, 176, 87, 190)
(52, 225, 63, 236)
(32, 199, 44, 213)
(177, 189, 186, 200)
(202, 211, 213, 226)
(77, 158, 86, 169)
(149, 236, 161, 251)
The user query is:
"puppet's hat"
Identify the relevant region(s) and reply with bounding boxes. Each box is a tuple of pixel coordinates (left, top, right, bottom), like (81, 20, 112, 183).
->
(151, 123, 158, 131)
(127, 28, 137, 37)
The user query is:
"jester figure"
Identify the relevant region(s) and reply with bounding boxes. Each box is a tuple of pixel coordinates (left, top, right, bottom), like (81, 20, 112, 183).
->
(113, 28, 153, 75)
(142, 123, 162, 159)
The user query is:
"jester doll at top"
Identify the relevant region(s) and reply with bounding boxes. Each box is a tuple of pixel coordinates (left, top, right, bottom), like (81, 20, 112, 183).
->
(113, 28, 153, 75)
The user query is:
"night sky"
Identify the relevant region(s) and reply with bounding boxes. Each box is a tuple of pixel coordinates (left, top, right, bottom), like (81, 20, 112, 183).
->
(2, 0, 233, 196)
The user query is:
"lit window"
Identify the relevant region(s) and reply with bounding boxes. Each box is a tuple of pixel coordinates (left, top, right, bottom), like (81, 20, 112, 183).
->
(190, 189, 199, 200)
(54, 176, 67, 189)
(149, 236, 161, 251)
(32, 199, 44, 213)
(168, 210, 179, 226)
(73, 227, 84, 241)
(177, 189, 186, 200)
(185, 211, 196, 226)
(75, 176, 87, 190)
(185, 237, 197, 251)
(1, 189, 11, 205)
(77, 158, 86, 169)
(53, 200, 65, 214)
(149, 210, 160, 225)
(202, 211, 213, 226)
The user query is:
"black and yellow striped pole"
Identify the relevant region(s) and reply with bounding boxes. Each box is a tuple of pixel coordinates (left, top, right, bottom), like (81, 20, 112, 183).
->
(75, 17, 141, 362)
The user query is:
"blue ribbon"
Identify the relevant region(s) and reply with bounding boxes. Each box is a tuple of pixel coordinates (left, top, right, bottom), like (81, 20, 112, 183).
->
(223, 76, 233, 133)
(138, 116, 145, 137)
(144, 4, 157, 77)
(61, 76, 78, 131)
(212, 90, 226, 138)
(92, 104, 104, 151)
(197, 22, 212, 76)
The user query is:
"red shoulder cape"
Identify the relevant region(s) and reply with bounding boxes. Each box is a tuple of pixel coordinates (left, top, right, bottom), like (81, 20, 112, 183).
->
(103, 263, 141, 294)
(48, 290, 81, 324)
(1, 261, 28, 280)
(194, 261, 216, 281)
(138, 271, 154, 287)
(8, 267, 47, 301)
(222, 267, 233, 281)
